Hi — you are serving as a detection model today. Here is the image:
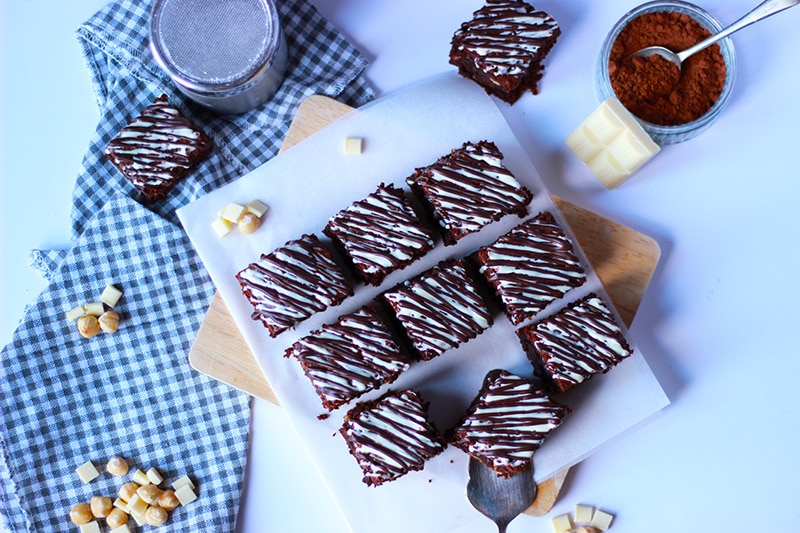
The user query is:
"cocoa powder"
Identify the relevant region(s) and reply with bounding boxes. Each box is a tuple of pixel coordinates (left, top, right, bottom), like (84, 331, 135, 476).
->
(609, 11, 727, 126)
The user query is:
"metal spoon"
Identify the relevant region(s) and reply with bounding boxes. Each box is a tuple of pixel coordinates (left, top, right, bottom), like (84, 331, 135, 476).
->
(633, 0, 800, 69)
(466, 457, 537, 533)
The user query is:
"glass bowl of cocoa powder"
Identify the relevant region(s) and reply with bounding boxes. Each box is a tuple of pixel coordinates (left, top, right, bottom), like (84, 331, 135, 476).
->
(596, 0, 736, 145)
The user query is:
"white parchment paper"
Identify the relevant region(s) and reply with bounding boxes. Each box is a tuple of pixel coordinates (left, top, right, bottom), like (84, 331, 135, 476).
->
(178, 74, 669, 533)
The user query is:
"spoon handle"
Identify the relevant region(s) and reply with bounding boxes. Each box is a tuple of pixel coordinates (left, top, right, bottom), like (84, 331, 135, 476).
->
(677, 0, 800, 62)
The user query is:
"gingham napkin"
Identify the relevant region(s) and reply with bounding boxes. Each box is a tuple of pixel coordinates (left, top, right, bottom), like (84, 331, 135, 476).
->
(2, 0, 374, 531)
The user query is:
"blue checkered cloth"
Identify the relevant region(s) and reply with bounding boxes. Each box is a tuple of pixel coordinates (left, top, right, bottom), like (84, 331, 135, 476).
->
(1, 0, 374, 531)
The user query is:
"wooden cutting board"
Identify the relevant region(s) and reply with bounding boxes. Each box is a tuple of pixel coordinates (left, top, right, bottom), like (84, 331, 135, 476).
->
(188, 94, 661, 516)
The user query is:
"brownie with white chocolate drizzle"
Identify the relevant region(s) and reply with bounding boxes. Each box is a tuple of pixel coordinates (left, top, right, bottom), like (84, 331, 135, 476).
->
(339, 389, 446, 487)
(406, 140, 532, 245)
(447, 369, 571, 477)
(323, 183, 435, 286)
(449, 0, 561, 104)
(473, 211, 587, 325)
(517, 293, 634, 393)
(284, 305, 411, 411)
(236, 234, 354, 337)
(104, 94, 212, 202)
(380, 259, 492, 360)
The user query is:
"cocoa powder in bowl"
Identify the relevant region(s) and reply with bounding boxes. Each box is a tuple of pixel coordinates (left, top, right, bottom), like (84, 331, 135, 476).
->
(609, 11, 727, 126)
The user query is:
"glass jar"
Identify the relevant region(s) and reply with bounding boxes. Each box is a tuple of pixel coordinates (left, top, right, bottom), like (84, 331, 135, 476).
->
(149, 0, 288, 115)
(595, 0, 737, 145)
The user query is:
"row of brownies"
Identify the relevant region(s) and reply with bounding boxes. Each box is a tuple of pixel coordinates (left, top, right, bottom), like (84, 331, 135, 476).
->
(235, 140, 633, 486)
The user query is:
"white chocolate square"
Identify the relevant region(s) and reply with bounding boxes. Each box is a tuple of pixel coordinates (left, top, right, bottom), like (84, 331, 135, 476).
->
(246, 199, 269, 218)
(65, 305, 86, 321)
(76, 460, 100, 483)
(83, 302, 105, 317)
(551, 512, 573, 533)
(575, 527, 598, 533)
(79, 522, 101, 533)
(591, 509, 615, 530)
(110, 525, 133, 533)
(172, 474, 195, 491)
(575, 503, 595, 524)
(132, 468, 151, 486)
(113, 497, 129, 513)
(220, 202, 246, 223)
(146, 467, 163, 485)
(175, 484, 198, 506)
(211, 217, 232, 237)
(127, 492, 149, 516)
(100, 284, 123, 307)
(343, 137, 363, 155)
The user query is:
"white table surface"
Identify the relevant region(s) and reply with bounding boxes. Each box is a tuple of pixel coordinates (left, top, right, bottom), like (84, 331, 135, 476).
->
(2, 1, 800, 532)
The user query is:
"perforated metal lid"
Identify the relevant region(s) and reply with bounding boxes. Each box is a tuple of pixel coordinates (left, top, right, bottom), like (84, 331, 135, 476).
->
(149, 0, 281, 94)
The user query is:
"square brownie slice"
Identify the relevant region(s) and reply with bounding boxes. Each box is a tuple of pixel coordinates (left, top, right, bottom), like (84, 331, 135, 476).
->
(447, 369, 571, 477)
(236, 233, 354, 337)
(323, 183, 435, 286)
(381, 259, 492, 360)
(449, 0, 561, 103)
(473, 211, 587, 325)
(406, 140, 532, 245)
(104, 94, 212, 202)
(517, 293, 634, 393)
(339, 389, 446, 487)
(284, 305, 411, 411)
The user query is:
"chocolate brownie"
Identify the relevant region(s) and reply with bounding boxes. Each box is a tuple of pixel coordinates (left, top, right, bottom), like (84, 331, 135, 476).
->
(323, 183, 435, 286)
(381, 259, 492, 360)
(447, 369, 571, 477)
(339, 389, 446, 486)
(473, 212, 586, 325)
(284, 305, 411, 411)
(406, 140, 532, 245)
(450, 0, 561, 103)
(517, 293, 634, 393)
(104, 94, 212, 202)
(236, 234, 353, 337)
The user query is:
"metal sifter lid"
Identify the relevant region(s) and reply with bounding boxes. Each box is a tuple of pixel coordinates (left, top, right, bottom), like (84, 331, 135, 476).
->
(149, 0, 282, 94)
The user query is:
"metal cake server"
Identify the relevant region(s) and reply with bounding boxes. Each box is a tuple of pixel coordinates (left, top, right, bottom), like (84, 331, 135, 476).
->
(467, 457, 537, 533)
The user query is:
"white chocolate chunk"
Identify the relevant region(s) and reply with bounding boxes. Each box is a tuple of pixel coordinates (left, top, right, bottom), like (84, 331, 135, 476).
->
(132, 468, 151, 486)
(83, 302, 105, 317)
(65, 305, 86, 321)
(211, 217, 233, 237)
(110, 525, 133, 533)
(79, 522, 101, 533)
(100, 284, 123, 307)
(76, 460, 100, 483)
(246, 199, 269, 218)
(112, 498, 129, 513)
(591, 509, 615, 530)
(172, 474, 195, 491)
(575, 527, 599, 533)
(551, 512, 573, 533)
(343, 136, 363, 155)
(127, 493, 149, 517)
(175, 484, 198, 506)
(566, 98, 660, 189)
(221, 202, 246, 223)
(575, 503, 595, 523)
(146, 467, 163, 485)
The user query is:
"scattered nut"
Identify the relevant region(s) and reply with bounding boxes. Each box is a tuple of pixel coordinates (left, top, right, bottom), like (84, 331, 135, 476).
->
(137, 483, 163, 504)
(106, 456, 129, 477)
(238, 212, 261, 234)
(145, 505, 169, 527)
(90, 495, 112, 518)
(158, 489, 180, 511)
(70, 502, 93, 525)
(119, 482, 138, 503)
(106, 507, 129, 529)
(77, 315, 101, 339)
(98, 310, 120, 334)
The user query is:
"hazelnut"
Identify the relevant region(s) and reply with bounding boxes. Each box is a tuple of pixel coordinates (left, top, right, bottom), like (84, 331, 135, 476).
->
(158, 489, 180, 511)
(69, 502, 93, 525)
(119, 482, 138, 502)
(106, 456, 129, 477)
(90, 495, 112, 518)
(77, 315, 100, 339)
(137, 483, 163, 504)
(238, 212, 261, 234)
(106, 507, 128, 528)
(145, 505, 169, 526)
(98, 310, 120, 334)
